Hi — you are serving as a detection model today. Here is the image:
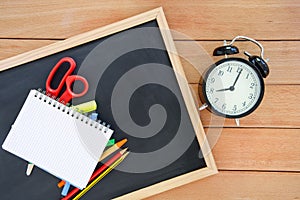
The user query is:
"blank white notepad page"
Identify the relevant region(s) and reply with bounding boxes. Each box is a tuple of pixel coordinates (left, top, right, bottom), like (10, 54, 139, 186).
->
(2, 90, 113, 189)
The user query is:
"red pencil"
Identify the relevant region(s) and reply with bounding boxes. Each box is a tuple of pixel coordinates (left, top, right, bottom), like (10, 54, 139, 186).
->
(61, 148, 127, 200)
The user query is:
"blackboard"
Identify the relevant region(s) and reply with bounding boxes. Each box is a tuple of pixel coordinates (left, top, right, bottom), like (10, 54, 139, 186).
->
(0, 8, 217, 200)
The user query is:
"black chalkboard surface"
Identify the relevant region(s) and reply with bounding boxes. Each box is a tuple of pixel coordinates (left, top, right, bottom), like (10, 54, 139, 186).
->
(0, 8, 217, 200)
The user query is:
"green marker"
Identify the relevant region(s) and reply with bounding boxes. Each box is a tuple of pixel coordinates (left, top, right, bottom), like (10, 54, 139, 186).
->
(106, 139, 115, 147)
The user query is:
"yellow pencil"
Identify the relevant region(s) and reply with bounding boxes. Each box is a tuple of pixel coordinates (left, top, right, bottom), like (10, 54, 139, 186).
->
(73, 152, 129, 200)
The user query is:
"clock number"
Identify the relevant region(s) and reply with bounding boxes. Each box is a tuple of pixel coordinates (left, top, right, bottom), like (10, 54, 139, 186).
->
(209, 88, 214, 94)
(242, 101, 246, 107)
(236, 67, 243, 73)
(227, 66, 233, 73)
(233, 105, 237, 111)
(214, 98, 219, 103)
(246, 73, 249, 79)
(250, 82, 255, 89)
(210, 78, 215, 83)
(218, 70, 224, 76)
(222, 104, 226, 110)
(248, 93, 254, 99)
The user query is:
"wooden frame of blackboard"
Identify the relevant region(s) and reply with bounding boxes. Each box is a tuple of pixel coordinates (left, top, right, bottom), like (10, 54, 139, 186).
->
(0, 7, 217, 199)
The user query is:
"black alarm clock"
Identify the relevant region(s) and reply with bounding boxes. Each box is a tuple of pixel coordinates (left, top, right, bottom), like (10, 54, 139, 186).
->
(199, 36, 269, 125)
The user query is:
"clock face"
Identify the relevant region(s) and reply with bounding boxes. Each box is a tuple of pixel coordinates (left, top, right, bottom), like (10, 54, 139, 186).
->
(202, 58, 264, 118)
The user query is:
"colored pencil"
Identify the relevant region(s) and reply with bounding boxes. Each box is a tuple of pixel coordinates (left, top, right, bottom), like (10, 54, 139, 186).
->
(98, 138, 127, 162)
(57, 138, 127, 188)
(73, 152, 129, 200)
(61, 148, 128, 200)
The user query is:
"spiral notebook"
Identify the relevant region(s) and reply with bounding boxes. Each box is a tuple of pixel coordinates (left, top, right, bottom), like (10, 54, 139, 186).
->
(2, 89, 114, 189)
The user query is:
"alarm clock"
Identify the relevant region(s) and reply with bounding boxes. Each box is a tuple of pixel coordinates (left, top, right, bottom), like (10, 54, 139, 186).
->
(199, 36, 270, 125)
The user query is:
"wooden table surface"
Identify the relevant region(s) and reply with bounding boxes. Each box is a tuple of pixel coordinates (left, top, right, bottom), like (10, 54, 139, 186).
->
(0, 1, 299, 199)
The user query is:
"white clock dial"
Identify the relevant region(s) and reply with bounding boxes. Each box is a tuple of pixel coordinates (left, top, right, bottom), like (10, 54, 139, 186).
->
(203, 59, 264, 118)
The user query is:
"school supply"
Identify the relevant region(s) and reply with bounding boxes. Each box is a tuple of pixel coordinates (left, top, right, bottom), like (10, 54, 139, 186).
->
(2, 89, 114, 189)
(58, 138, 127, 188)
(26, 163, 34, 176)
(61, 181, 71, 196)
(73, 152, 129, 200)
(45, 57, 89, 104)
(61, 182, 71, 196)
(72, 100, 97, 113)
(106, 139, 115, 147)
(89, 113, 98, 121)
(61, 148, 128, 200)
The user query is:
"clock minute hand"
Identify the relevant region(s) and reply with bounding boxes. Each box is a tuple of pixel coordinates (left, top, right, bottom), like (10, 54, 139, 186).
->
(231, 69, 243, 89)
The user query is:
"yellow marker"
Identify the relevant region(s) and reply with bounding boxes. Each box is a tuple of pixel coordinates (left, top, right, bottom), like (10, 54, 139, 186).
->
(73, 152, 129, 200)
(71, 100, 97, 113)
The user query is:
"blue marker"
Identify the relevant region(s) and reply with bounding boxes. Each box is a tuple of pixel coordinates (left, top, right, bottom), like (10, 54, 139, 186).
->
(89, 113, 98, 121)
(61, 181, 71, 196)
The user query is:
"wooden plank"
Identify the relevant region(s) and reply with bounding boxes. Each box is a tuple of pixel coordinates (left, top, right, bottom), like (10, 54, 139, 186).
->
(0, 39, 55, 60)
(208, 128, 300, 171)
(0, 0, 299, 40)
(189, 84, 300, 128)
(0, 7, 160, 71)
(176, 41, 300, 84)
(145, 171, 300, 200)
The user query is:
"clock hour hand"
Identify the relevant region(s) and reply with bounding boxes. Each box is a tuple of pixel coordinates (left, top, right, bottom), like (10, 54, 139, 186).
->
(216, 87, 232, 92)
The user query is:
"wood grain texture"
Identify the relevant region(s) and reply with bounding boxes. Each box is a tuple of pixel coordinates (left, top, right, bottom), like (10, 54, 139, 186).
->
(0, 2, 299, 199)
(190, 84, 300, 128)
(0, 0, 299, 40)
(0, 39, 55, 60)
(0, 7, 162, 71)
(176, 41, 300, 84)
(145, 171, 300, 200)
(208, 128, 300, 171)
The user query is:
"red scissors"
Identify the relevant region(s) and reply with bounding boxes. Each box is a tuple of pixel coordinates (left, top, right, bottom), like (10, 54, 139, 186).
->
(46, 57, 89, 104)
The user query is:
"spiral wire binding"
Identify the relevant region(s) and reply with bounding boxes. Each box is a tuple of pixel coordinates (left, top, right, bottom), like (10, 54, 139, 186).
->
(34, 88, 110, 133)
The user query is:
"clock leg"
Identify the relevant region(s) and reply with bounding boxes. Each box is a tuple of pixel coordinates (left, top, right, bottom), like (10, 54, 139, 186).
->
(199, 103, 208, 111)
(235, 118, 240, 126)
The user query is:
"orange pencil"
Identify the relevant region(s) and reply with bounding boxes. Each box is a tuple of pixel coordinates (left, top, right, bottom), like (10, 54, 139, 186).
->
(57, 138, 127, 188)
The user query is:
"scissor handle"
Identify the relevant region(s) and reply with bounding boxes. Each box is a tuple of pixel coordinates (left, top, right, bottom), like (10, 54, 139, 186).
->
(59, 75, 89, 104)
(46, 57, 76, 97)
